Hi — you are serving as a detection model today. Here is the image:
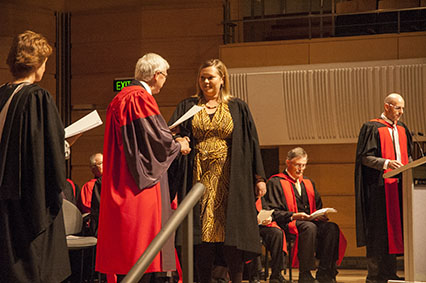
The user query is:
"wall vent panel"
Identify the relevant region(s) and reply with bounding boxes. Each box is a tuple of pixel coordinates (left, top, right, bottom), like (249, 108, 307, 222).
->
(229, 58, 426, 145)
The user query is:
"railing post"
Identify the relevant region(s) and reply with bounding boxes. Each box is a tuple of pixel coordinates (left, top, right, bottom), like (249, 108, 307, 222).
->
(122, 183, 205, 283)
(182, 209, 194, 283)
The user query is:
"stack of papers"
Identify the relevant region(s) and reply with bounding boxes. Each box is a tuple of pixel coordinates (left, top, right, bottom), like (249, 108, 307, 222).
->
(308, 207, 337, 220)
(65, 110, 103, 139)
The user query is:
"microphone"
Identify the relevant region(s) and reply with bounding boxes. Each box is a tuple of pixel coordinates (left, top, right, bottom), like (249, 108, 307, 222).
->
(411, 131, 425, 157)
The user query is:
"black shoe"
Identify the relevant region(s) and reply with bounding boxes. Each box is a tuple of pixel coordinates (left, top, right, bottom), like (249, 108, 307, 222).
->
(366, 279, 386, 283)
(249, 273, 261, 283)
(299, 271, 318, 283)
(316, 269, 336, 283)
(270, 273, 287, 283)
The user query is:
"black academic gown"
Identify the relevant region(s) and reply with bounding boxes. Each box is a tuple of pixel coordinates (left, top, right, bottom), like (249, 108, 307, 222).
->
(0, 83, 71, 282)
(168, 96, 265, 259)
(354, 119, 412, 256)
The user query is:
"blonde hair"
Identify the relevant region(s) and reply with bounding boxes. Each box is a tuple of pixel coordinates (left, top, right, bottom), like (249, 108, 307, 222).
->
(194, 59, 232, 103)
(6, 30, 52, 79)
(134, 53, 169, 82)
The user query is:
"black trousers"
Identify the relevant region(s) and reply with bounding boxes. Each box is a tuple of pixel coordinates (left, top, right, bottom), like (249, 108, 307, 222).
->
(195, 243, 244, 283)
(259, 226, 285, 277)
(366, 252, 398, 280)
(296, 221, 340, 274)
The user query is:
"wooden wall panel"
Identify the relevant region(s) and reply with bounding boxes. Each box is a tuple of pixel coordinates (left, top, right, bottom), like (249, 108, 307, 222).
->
(71, 74, 119, 107)
(310, 36, 398, 64)
(340, 227, 365, 257)
(155, 68, 198, 107)
(71, 41, 142, 75)
(399, 32, 426, 59)
(278, 144, 356, 166)
(140, 7, 222, 39)
(220, 41, 310, 68)
(0, 69, 12, 85)
(0, 0, 64, 12)
(71, 9, 141, 43)
(0, 37, 12, 70)
(322, 196, 355, 227)
(0, 3, 57, 86)
(305, 164, 354, 195)
(0, 4, 57, 38)
(221, 32, 426, 68)
(69, 1, 223, 186)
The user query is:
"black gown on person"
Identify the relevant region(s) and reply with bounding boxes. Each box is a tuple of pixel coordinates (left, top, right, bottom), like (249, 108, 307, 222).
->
(0, 83, 71, 282)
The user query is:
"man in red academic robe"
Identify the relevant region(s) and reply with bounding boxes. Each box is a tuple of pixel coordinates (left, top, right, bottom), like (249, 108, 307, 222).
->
(265, 147, 346, 283)
(77, 152, 103, 214)
(96, 53, 190, 282)
(355, 93, 413, 283)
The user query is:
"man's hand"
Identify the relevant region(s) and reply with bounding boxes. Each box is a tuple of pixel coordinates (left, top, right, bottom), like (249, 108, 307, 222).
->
(292, 212, 310, 221)
(255, 181, 267, 197)
(176, 136, 191, 155)
(388, 160, 404, 170)
(258, 216, 272, 225)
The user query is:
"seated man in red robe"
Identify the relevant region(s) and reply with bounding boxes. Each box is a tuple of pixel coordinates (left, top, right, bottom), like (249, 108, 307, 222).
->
(77, 152, 103, 214)
(265, 147, 346, 283)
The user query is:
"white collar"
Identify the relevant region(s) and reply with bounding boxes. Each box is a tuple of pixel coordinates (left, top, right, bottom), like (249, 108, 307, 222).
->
(381, 113, 396, 127)
(139, 80, 152, 95)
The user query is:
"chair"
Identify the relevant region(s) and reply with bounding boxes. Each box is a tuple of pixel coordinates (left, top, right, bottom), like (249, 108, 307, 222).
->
(62, 199, 98, 282)
(284, 232, 296, 283)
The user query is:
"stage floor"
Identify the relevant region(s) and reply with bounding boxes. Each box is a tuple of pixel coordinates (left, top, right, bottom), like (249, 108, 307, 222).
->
(247, 269, 405, 282)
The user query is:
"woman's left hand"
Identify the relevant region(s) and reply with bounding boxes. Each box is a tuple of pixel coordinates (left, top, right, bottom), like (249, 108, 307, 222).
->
(255, 181, 267, 197)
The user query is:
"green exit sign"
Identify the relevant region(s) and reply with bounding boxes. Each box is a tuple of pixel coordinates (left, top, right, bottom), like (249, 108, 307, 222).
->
(113, 78, 133, 92)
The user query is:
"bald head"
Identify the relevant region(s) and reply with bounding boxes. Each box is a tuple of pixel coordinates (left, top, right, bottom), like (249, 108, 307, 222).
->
(90, 153, 103, 178)
(384, 93, 404, 105)
(384, 93, 405, 123)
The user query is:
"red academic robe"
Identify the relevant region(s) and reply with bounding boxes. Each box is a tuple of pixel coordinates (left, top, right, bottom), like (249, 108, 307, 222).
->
(78, 178, 96, 214)
(96, 81, 181, 275)
(355, 118, 411, 255)
(269, 173, 347, 268)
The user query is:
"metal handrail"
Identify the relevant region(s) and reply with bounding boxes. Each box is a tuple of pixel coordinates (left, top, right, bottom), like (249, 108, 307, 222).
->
(122, 182, 205, 283)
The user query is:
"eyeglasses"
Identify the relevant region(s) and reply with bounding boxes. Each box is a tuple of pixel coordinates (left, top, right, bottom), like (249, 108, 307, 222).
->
(91, 161, 102, 167)
(387, 103, 404, 111)
(158, 71, 168, 78)
(290, 162, 307, 169)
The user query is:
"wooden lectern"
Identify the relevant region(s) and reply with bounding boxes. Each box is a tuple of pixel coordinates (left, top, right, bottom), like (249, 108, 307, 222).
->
(384, 156, 426, 282)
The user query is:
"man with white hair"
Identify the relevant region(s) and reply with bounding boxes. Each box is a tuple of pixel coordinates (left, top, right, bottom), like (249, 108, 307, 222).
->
(77, 152, 103, 214)
(355, 93, 413, 283)
(96, 53, 190, 282)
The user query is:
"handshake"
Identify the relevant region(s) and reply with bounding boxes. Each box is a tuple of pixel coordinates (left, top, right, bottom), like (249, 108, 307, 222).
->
(175, 136, 191, 155)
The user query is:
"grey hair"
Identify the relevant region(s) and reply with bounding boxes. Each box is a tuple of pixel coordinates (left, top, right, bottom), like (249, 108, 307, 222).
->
(287, 147, 308, 160)
(89, 153, 102, 166)
(134, 53, 170, 82)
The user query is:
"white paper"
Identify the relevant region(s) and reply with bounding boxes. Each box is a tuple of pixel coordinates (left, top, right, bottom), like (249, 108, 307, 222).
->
(257, 209, 274, 223)
(308, 207, 337, 220)
(169, 105, 203, 129)
(65, 110, 103, 139)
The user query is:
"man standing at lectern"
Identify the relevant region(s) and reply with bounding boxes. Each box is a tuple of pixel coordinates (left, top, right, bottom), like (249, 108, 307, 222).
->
(355, 93, 413, 283)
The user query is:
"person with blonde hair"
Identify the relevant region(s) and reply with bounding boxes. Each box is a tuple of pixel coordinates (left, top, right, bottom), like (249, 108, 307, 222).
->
(96, 53, 190, 282)
(168, 59, 266, 283)
(0, 30, 71, 282)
